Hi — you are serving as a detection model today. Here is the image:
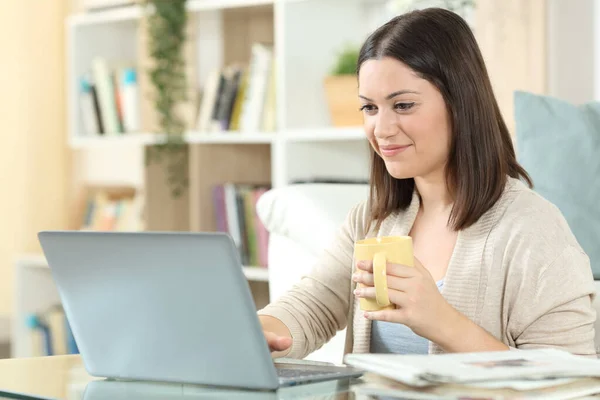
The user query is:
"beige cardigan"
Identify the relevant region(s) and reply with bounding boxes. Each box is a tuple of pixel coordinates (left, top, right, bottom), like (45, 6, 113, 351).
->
(258, 178, 597, 358)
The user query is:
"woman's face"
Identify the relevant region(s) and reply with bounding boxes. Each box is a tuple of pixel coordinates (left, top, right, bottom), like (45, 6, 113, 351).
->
(358, 57, 451, 180)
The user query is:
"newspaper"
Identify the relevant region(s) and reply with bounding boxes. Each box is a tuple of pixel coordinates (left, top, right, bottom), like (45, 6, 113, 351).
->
(344, 349, 600, 388)
(353, 374, 600, 400)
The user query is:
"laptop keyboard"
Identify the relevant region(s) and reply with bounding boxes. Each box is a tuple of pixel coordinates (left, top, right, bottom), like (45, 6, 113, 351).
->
(276, 367, 345, 379)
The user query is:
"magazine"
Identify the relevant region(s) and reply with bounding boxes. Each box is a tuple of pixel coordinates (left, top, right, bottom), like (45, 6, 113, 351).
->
(344, 349, 600, 388)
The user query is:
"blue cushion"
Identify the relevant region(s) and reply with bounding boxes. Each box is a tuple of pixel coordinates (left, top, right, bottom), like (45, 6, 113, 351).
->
(514, 91, 600, 278)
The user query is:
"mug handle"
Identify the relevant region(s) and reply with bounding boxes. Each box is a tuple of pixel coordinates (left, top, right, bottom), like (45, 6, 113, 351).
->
(373, 252, 391, 307)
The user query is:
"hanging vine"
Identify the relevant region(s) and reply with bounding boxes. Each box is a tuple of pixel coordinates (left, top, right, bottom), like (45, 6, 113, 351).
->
(145, 0, 188, 198)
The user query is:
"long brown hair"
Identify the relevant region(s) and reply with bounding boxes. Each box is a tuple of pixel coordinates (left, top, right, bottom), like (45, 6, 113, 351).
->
(358, 8, 532, 232)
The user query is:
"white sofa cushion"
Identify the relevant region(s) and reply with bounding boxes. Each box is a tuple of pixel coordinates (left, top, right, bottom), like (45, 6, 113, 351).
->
(257, 183, 369, 363)
(256, 184, 370, 256)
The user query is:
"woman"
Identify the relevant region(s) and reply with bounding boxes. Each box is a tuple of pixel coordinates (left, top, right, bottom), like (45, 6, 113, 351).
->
(258, 8, 596, 358)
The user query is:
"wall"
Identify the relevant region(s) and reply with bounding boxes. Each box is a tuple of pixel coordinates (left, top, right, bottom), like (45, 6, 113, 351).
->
(0, 2, 69, 318)
(475, 0, 547, 134)
(547, 0, 596, 104)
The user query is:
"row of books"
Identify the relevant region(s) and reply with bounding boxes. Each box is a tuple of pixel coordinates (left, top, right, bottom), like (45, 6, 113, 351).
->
(80, 189, 144, 232)
(25, 306, 78, 357)
(196, 43, 276, 134)
(212, 183, 270, 268)
(79, 57, 140, 136)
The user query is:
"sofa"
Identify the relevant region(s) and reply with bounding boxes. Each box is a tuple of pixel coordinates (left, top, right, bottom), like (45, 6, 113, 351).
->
(257, 183, 600, 363)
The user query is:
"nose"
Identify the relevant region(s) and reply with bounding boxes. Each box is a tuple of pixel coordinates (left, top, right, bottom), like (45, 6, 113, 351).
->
(373, 109, 399, 139)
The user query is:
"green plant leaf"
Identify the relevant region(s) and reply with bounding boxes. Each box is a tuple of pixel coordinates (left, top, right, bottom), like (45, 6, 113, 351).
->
(145, 0, 189, 198)
(331, 45, 360, 76)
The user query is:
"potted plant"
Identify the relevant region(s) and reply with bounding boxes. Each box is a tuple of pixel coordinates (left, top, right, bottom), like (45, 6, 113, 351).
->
(323, 45, 363, 127)
(144, 0, 189, 198)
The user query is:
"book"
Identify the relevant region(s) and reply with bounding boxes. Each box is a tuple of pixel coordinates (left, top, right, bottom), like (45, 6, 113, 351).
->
(26, 307, 79, 357)
(261, 58, 277, 132)
(91, 57, 121, 135)
(196, 68, 223, 132)
(212, 183, 270, 267)
(79, 187, 143, 232)
(195, 42, 276, 135)
(215, 66, 243, 131)
(79, 77, 101, 136)
(85, 59, 139, 135)
(239, 43, 273, 132)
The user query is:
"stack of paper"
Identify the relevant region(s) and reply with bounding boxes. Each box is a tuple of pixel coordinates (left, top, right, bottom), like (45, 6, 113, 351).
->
(345, 349, 600, 399)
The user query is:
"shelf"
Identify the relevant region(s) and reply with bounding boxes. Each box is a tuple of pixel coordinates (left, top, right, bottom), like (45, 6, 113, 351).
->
(187, 0, 276, 12)
(18, 253, 269, 282)
(242, 266, 269, 282)
(284, 127, 366, 142)
(68, 0, 278, 27)
(69, 133, 164, 149)
(69, 128, 366, 149)
(185, 132, 275, 144)
(69, 132, 274, 148)
(16, 254, 49, 270)
(68, 6, 142, 26)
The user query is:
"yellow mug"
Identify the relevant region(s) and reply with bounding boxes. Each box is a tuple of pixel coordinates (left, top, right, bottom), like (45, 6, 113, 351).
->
(353, 236, 414, 311)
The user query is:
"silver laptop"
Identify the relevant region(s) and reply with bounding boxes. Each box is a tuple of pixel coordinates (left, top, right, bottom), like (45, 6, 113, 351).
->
(37, 231, 363, 390)
(82, 376, 353, 400)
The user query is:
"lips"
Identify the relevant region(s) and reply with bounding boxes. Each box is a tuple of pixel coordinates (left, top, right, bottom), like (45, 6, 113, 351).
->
(379, 144, 411, 157)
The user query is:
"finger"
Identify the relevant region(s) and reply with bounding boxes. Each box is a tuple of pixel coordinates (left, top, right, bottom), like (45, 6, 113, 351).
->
(354, 278, 410, 298)
(354, 285, 377, 299)
(386, 276, 411, 292)
(358, 260, 417, 278)
(264, 332, 292, 352)
(352, 271, 374, 286)
(386, 263, 418, 278)
(356, 260, 373, 272)
(271, 337, 292, 352)
(386, 289, 409, 307)
(364, 309, 402, 323)
(355, 285, 410, 309)
(413, 256, 425, 269)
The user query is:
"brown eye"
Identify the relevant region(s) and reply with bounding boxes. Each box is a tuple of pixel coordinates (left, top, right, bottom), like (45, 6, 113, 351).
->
(359, 105, 377, 115)
(395, 102, 415, 111)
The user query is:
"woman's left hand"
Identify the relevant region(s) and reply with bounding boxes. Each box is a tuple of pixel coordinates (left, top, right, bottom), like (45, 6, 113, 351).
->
(352, 258, 454, 341)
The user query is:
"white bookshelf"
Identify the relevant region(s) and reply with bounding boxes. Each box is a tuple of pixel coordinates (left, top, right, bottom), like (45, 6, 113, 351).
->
(66, 9, 377, 184)
(68, 0, 281, 26)
(11, 0, 397, 359)
(30, 0, 389, 360)
(63, 0, 386, 287)
(70, 127, 367, 148)
(242, 266, 270, 282)
(66, 0, 382, 228)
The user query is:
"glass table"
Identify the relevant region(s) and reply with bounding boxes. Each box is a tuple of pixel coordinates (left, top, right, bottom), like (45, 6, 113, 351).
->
(0, 355, 368, 400)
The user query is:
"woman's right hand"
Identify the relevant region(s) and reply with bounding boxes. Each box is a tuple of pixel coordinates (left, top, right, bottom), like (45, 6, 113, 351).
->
(264, 330, 292, 353)
(259, 315, 293, 355)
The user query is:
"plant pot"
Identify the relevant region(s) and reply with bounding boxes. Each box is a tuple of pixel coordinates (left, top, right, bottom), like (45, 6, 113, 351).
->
(324, 75, 364, 127)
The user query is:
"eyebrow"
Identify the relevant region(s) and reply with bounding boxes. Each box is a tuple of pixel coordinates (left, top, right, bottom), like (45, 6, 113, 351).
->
(358, 90, 420, 102)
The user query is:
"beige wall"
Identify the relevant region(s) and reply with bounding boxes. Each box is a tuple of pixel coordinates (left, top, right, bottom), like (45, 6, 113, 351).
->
(475, 0, 547, 134)
(547, 0, 596, 104)
(0, 2, 69, 316)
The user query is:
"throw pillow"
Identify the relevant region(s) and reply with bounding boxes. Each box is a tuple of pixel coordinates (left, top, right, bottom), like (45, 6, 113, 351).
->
(256, 183, 369, 256)
(514, 90, 600, 278)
